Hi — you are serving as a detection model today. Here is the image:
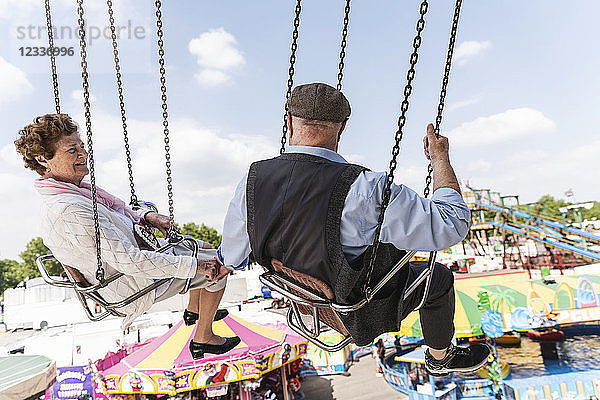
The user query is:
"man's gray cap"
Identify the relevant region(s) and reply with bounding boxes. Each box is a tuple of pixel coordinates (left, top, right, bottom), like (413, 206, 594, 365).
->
(286, 82, 351, 123)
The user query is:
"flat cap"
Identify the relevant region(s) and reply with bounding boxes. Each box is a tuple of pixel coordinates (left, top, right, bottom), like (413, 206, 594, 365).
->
(286, 82, 351, 123)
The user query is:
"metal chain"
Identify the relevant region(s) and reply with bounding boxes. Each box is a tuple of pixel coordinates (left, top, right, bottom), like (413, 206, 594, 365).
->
(363, 0, 429, 297)
(423, 0, 463, 198)
(76, 0, 104, 283)
(106, 0, 137, 205)
(336, 0, 351, 91)
(280, 0, 302, 155)
(154, 0, 176, 239)
(44, 0, 60, 114)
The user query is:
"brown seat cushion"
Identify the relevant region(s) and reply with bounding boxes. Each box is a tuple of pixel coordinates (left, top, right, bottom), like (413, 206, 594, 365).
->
(64, 265, 92, 288)
(271, 259, 349, 336)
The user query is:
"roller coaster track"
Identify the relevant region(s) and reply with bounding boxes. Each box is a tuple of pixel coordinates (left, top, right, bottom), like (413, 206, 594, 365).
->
(470, 201, 600, 244)
(471, 221, 600, 262)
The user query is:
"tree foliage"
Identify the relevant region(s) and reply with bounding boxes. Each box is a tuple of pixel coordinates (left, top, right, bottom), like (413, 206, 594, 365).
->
(0, 259, 20, 295)
(0, 237, 61, 295)
(19, 237, 62, 278)
(180, 222, 222, 248)
(523, 195, 600, 222)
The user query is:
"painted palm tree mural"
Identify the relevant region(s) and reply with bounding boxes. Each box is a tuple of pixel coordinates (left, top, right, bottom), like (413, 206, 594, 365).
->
(302, 333, 350, 375)
(481, 285, 527, 313)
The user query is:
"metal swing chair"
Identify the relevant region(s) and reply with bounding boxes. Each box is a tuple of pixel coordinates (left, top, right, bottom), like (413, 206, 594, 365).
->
(259, 0, 464, 352)
(36, 0, 197, 321)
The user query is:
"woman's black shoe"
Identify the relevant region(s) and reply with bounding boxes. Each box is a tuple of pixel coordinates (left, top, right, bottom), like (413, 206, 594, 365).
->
(183, 309, 199, 326)
(189, 336, 241, 359)
(183, 308, 229, 326)
(214, 309, 229, 321)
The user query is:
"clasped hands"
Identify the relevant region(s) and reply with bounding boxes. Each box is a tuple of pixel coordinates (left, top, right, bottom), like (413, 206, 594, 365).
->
(197, 258, 230, 281)
(144, 212, 231, 281)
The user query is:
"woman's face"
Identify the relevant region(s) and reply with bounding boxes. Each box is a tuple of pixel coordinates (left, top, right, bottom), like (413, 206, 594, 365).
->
(40, 134, 89, 185)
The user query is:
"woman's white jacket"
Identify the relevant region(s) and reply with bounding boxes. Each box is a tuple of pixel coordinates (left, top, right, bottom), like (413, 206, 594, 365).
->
(39, 193, 196, 329)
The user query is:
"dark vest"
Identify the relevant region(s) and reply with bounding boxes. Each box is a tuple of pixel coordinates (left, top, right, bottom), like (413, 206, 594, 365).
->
(246, 153, 410, 345)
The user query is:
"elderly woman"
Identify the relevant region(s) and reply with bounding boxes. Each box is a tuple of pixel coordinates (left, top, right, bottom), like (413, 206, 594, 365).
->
(15, 113, 238, 359)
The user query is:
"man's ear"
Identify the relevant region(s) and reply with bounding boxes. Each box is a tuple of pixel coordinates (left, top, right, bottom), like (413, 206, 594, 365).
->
(287, 112, 294, 142)
(337, 118, 348, 142)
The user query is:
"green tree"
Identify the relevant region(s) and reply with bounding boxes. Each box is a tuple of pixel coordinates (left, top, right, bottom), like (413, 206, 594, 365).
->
(18, 237, 62, 279)
(180, 222, 222, 248)
(523, 195, 600, 223)
(0, 259, 20, 295)
(581, 202, 600, 221)
(524, 195, 569, 220)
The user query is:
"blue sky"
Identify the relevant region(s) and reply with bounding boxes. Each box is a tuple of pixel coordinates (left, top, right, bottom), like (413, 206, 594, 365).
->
(1, 0, 599, 259)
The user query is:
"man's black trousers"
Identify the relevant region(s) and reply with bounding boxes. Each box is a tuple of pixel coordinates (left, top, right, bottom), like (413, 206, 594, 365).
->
(399, 261, 455, 350)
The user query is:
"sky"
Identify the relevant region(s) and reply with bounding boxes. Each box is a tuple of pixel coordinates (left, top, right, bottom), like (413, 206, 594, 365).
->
(1, 0, 599, 260)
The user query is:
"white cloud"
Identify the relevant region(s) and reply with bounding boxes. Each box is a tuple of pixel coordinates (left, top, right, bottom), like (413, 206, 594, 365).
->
(467, 160, 492, 172)
(0, 170, 42, 260)
(188, 28, 245, 87)
(394, 165, 431, 193)
(194, 69, 231, 86)
(96, 117, 276, 231)
(463, 140, 600, 204)
(0, 57, 33, 103)
(453, 40, 491, 65)
(447, 108, 556, 147)
(447, 95, 481, 112)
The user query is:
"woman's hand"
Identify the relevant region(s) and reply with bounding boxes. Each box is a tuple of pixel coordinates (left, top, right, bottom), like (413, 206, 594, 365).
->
(197, 258, 220, 280)
(144, 212, 172, 238)
(196, 258, 231, 281)
(212, 264, 231, 281)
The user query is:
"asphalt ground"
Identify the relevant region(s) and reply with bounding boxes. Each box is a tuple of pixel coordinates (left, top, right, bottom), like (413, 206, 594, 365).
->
(301, 349, 408, 400)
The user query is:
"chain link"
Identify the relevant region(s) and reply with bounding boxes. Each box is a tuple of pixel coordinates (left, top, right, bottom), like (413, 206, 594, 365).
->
(76, 0, 104, 283)
(44, 0, 60, 114)
(154, 0, 177, 240)
(336, 0, 351, 91)
(106, 0, 137, 205)
(423, 0, 463, 198)
(280, 0, 302, 155)
(364, 0, 429, 296)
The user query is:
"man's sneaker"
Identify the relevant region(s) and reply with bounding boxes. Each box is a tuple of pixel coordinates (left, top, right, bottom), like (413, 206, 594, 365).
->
(424, 343, 490, 376)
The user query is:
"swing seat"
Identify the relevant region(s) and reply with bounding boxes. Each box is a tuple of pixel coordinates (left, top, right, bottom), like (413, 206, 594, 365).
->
(36, 236, 199, 322)
(272, 259, 350, 335)
(259, 250, 436, 352)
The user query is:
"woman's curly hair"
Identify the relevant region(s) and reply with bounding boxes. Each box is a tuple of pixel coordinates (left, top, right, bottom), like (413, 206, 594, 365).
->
(14, 114, 79, 176)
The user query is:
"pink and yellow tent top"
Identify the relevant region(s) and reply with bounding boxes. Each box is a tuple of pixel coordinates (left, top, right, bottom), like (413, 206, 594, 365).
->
(101, 313, 307, 395)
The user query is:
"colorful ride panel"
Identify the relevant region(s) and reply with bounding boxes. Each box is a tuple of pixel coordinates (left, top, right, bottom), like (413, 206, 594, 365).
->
(398, 270, 600, 338)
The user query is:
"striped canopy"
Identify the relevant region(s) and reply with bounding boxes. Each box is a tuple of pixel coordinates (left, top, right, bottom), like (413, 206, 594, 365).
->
(101, 313, 307, 395)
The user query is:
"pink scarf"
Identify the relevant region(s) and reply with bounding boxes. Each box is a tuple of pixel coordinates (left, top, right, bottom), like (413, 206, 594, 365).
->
(34, 178, 140, 223)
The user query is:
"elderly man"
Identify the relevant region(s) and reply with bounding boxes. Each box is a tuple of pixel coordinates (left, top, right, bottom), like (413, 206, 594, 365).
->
(219, 82, 489, 375)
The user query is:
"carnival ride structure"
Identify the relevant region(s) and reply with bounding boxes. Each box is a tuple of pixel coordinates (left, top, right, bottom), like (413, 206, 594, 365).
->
(465, 187, 600, 270)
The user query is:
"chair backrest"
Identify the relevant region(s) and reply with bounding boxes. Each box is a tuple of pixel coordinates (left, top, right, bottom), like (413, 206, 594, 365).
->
(63, 265, 92, 288)
(271, 259, 349, 336)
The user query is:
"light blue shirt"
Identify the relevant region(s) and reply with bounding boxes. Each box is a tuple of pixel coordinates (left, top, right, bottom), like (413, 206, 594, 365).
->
(219, 145, 470, 269)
